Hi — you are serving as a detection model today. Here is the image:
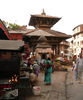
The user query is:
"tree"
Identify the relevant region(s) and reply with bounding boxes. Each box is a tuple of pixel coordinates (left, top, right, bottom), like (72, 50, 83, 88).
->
(8, 23, 21, 30)
(2, 20, 27, 30)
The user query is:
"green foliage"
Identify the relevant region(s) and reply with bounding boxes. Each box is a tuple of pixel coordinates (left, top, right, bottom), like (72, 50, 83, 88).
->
(3, 20, 21, 30)
(9, 23, 21, 30)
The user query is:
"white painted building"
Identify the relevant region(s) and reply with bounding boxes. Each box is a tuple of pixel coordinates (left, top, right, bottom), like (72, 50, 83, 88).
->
(72, 24, 83, 56)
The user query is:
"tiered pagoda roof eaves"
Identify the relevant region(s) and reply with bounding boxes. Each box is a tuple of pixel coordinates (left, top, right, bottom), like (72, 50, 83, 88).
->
(29, 13, 61, 28)
(26, 29, 55, 36)
(36, 42, 52, 48)
(44, 29, 72, 38)
(25, 29, 71, 39)
(31, 14, 61, 19)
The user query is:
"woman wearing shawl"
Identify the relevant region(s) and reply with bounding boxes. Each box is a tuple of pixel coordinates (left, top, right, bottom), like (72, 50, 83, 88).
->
(44, 57, 52, 85)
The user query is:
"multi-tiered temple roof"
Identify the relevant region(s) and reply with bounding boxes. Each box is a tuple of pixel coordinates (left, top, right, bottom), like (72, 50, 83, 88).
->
(24, 10, 71, 56)
(29, 9, 61, 29)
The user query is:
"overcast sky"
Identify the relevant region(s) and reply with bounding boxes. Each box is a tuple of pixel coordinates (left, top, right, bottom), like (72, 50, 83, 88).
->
(0, 0, 83, 35)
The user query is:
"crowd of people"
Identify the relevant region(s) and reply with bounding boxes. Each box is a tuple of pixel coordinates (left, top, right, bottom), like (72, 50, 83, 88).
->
(20, 43, 53, 86)
(22, 56, 53, 85)
(21, 43, 83, 86)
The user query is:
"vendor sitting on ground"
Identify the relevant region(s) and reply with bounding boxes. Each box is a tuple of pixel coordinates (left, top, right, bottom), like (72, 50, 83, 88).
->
(33, 61, 40, 77)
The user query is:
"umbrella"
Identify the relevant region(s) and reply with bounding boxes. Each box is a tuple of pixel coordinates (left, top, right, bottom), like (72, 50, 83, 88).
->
(56, 57, 64, 61)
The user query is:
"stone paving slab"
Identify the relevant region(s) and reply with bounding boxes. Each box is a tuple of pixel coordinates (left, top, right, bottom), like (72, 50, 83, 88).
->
(25, 71, 67, 100)
(66, 68, 83, 100)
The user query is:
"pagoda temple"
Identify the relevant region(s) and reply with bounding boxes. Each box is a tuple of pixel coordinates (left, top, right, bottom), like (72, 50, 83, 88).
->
(23, 10, 71, 59)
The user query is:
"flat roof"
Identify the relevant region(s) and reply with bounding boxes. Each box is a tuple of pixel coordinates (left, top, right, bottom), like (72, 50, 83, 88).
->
(0, 40, 24, 50)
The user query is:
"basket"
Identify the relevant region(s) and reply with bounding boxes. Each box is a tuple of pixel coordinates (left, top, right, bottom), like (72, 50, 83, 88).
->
(33, 86, 41, 95)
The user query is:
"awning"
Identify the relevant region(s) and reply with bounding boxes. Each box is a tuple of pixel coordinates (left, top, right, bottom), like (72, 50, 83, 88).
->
(0, 40, 24, 51)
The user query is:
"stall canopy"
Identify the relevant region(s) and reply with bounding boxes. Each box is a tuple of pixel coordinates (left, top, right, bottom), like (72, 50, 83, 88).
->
(0, 40, 24, 51)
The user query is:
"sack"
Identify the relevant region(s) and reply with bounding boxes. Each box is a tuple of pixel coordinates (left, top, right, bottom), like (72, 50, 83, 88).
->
(33, 86, 41, 95)
(29, 73, 37, 82)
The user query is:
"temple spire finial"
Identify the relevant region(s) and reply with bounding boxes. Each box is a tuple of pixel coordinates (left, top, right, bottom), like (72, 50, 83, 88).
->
(41, 9, 46, 15)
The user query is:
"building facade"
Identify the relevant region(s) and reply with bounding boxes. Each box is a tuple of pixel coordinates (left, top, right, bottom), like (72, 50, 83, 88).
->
(60, 41, 70, 58)
(8, 26, 33, 40)
(72, 24, 83, 56)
